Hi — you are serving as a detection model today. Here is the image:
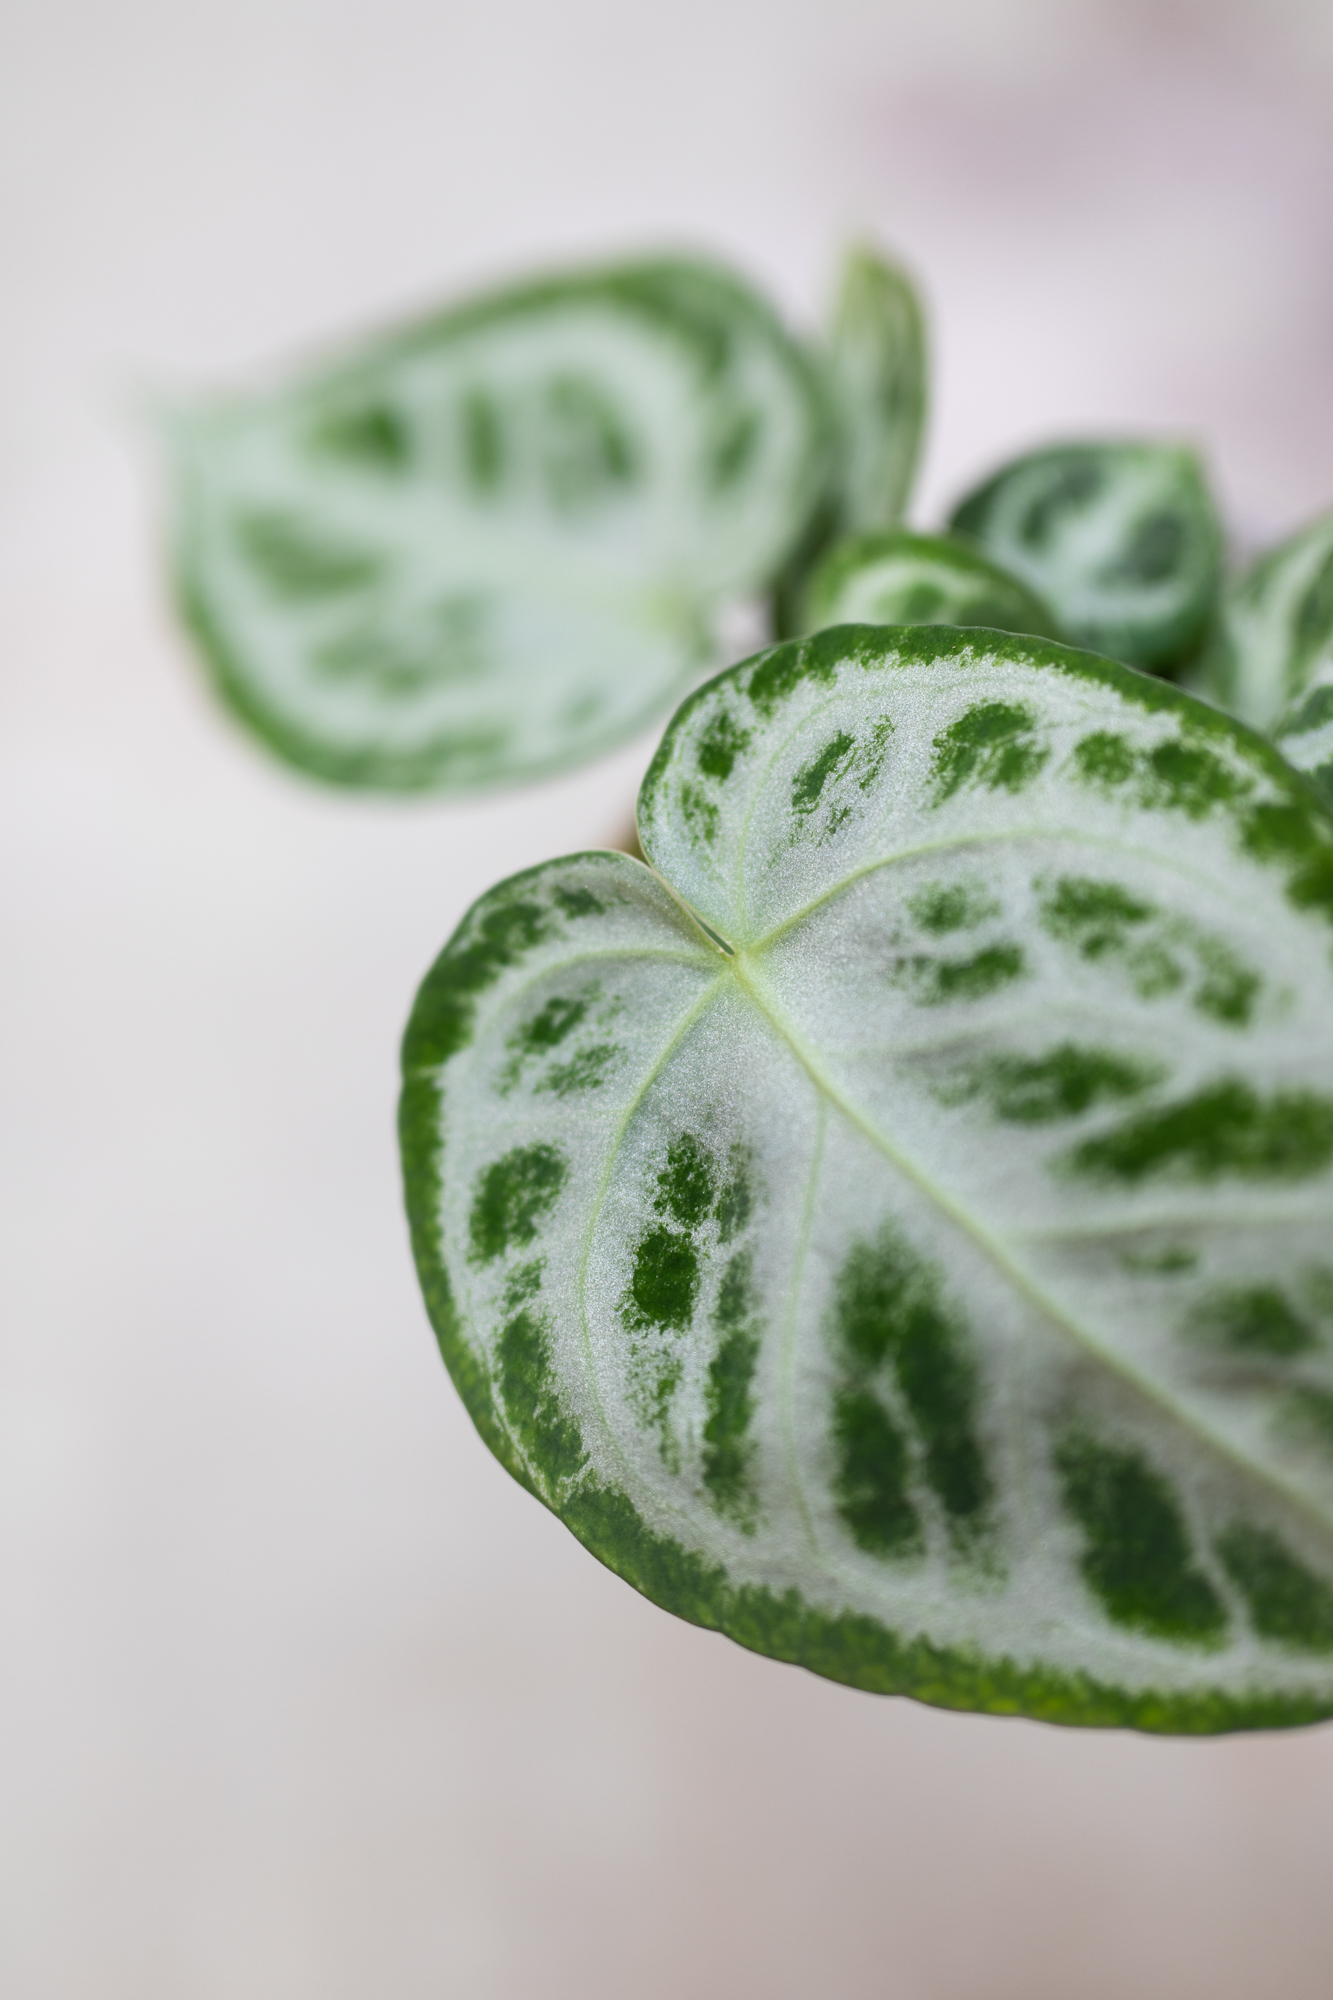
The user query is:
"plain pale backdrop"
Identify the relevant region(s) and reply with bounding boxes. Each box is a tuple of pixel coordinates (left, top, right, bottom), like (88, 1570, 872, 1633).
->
(5, 2, 1333, 1995)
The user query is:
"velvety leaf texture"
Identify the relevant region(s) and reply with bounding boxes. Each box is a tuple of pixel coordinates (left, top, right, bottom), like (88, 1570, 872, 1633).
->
(799, 529, 1061, 643)
(401, 624, 1333, 1732)
(950, 441, 1223, 674)
(168, 256, 830, 791)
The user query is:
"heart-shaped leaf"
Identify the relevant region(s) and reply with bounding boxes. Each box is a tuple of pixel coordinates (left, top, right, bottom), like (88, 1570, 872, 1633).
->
(950, 442, 1223, 673)
(401, 623, 1333, 1732)
(168, 257, 831, 791)
(798, 529, 1061, 641)
(1197, 508, 1333, 733)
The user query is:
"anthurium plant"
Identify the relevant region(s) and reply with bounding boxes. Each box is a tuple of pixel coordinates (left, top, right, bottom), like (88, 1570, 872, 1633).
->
(162, 239, 1333, 1728)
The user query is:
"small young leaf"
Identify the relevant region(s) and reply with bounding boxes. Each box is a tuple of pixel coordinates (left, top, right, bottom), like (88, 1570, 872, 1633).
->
(403, 624, 1333, 1732)
(772, 245, 927, 636)
(1274, 666, 1333, 801)
(167, 256, 831, 791)
(797, 529, 1062, 641)
(828, 245, 927, 534)
(950, 442, 1224, 673)
(1197, 509, 1333, 733)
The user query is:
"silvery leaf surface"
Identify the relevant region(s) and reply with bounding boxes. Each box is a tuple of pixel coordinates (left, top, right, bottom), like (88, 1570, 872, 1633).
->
(1198, 509, 1333, 734)
(950, 442, 1223, 674)
(168, 257, 831, 791)
(401, 623, 1333, 1732)
(798, 529, 1061, 642)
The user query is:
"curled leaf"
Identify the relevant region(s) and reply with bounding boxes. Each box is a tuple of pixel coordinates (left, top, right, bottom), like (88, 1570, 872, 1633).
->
(827, 245, 927, 534)
(1198, 508, 1333, 735)
(773, 244, 928, 636)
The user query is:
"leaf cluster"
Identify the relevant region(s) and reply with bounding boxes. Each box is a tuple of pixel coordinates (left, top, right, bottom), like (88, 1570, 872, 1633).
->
(164, 245, 1333, 1731)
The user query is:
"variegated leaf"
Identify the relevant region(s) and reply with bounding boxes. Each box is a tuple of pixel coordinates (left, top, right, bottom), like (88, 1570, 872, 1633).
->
(798, 528, 1061, 642)
(1196, 508, 1333, 734)
(772, 245, 927, 637)
(827, 245, 927, 534)
(168, 257, 830, 791)
(401, 624, 1333, 1732)
(1275, 666, 1333, 802)
(951, 442, 1223, 673)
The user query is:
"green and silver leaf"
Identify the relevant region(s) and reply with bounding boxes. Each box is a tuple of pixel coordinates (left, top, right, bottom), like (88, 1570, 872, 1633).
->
(950, 442, 1224, 674)
(772, 245, 927, 637)
(168, 256, 831, 791)
(1274, 665, 1333, 801)
(797, 529, 1061, 642)
(401, 623, 1333, 1732)
(826, 245, 927, 534)
(1197, 508, 1333, 735)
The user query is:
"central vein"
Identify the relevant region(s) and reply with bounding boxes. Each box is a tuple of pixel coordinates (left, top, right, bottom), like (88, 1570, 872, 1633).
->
(725, 946, 1333, 1541)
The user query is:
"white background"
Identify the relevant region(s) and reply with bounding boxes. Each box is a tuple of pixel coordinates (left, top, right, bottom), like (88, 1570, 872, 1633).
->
(5, 2, 1333, 1994)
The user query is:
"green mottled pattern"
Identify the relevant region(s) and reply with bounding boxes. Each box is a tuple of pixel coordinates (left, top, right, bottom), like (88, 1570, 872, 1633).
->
(929, 699, 1049, 801)
(799, 529, 1061, 643)
(1055, 1434, 1226, 1643)
(168, 255, 831, 791)
(469, 1143, 568, 1261)
(950, 441, 1223, 673)
(402, 626, 1333, 1731)
(833, 1228, 991, 1544)
(1038, 876, 1262, 1024)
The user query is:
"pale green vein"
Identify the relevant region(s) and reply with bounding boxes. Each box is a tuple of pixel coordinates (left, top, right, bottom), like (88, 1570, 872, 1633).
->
(731, 951, 1333, 1543)
(1014, 1198, 1333, 1246)
(747, 823, 1279, 957)
(463, 941, 721, 1044)
(733, 687, 850, 938)
(837, 997, 1201, 1065)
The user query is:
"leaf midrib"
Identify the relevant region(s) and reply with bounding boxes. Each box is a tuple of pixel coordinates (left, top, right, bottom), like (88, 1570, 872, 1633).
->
(727, 947, 1333, 1545)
